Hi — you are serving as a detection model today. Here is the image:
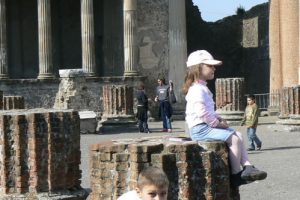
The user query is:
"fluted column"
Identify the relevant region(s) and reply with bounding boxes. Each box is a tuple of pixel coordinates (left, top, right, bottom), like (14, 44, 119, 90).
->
(0, 0, 8, 79)
(81, 0, 96, 77)
(280, 0, 298, 87)
(269, 0, 282, 92)
(123, 0, 138, 76)
(168, 0, 187, 103)
(37, 0, 55, 79)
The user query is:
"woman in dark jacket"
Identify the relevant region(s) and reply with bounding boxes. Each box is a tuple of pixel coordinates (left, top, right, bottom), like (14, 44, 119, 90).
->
(154, 77, 175, 133)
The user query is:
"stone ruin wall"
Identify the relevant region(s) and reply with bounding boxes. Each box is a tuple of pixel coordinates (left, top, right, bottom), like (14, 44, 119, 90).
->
(89, 138, 239, 200)
(191, 2, 269, 95)
(136, 0, 169, 99)
(0, 77, 143, 117)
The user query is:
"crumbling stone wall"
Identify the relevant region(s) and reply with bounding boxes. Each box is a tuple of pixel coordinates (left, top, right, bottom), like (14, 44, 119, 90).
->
(0, 109, 85, 199)
(187, 1, 269, 95)
(89, 138, 239, 200)
(0, 77, 143, 113)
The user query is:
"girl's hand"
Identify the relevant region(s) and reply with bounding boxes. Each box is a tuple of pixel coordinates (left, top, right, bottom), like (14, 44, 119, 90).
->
(217, 119, 229, 129)
(154, 96, 159, 102)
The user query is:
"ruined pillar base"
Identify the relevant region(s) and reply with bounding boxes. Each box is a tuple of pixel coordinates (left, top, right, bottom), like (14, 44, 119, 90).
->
(267, 106, 280, 116)
(0, 188, 88, 200)
(276, 115, 300, 132)
(216, 110, 244, 126)
(98, 115, 137, 133)
(89, 137, 239, 199)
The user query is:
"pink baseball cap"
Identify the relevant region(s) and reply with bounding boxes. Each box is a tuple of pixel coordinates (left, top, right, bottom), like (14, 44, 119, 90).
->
(186, 50, 222, 67)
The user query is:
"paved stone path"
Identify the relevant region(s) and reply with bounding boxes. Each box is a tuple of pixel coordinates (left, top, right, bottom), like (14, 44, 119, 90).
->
(80, 116, 300, 200)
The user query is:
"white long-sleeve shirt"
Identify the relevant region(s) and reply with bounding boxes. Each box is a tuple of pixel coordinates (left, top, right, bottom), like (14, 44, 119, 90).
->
(117, 190, 140, 200)
(185, 80, 220, 129)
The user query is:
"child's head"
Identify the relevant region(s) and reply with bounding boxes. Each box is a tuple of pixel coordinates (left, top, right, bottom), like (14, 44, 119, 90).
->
(136, 166, 169, 200)
(246, 94, 256, 105)
(183, 50, 222, 94)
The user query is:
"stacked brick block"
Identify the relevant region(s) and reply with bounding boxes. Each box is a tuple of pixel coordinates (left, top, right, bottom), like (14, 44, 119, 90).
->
(89, 138, 239, 200)
(100, 85, 136, 129)
(0, 109, 85, 199)
(102, 85, 134, 117)
(215, 78, 245, 125)
(215, 78, 245, 111)
(0, 90, 25, 110)
(280, 86, 300, 118)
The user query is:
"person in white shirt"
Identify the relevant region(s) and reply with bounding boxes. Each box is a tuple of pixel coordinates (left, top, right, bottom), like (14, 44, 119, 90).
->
(118, 166, 169, 200)
(183, 50, 267, 187)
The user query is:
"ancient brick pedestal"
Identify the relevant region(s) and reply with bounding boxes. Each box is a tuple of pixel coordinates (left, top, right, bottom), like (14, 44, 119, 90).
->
(215, 78, 245, 125)
(0, 109, 87, 199)
(276, 86, 300, 131)
(3, 96, 24, 110)
(89, 138, 239, 200)
(100, 85, 136, 132)
(268, 89, 281, 116)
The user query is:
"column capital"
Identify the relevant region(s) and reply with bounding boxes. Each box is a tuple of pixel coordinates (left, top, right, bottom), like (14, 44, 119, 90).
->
(124, 0, 137, 11)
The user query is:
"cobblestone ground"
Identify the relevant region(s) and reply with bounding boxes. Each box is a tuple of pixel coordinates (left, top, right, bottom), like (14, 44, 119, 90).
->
(80, 116, 300, 200)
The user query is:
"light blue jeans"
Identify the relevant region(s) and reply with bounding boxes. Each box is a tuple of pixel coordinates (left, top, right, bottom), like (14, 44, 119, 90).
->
(247, 127, 262, 149)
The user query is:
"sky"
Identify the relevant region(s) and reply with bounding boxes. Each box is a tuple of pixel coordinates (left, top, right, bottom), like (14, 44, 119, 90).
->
(192, 0, 269, 22)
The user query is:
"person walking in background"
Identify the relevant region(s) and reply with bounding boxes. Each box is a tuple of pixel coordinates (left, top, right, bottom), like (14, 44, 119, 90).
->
(241, 94, 262, 151)
(183, 50, 267, 187)
(117, 166, 169, 200)
(154, 77, 175, 133)
(136, 83, 151, 133)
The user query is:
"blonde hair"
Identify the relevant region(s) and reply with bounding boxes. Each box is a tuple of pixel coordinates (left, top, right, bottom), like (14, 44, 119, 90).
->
(137, 166, 169, 189)
(182, 64, 203, 95)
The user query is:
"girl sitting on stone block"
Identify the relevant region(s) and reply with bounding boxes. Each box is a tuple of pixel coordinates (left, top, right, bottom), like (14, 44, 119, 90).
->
(183, 50, 267, 187)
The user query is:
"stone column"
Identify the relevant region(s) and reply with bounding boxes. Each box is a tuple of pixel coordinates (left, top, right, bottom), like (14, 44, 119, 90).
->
(123, 0, 138, 76)
(215, 78, 245, 125)
(269, 0, 282, 92)
(0, 0, 8, 79)
(280, 0, 299, 87)
(81, 0, 96, 77)
(37, 0, 55, 79)
(168, 0, 187, 104)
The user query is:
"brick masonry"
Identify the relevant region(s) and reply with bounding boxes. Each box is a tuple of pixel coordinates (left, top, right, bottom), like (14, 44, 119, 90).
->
(3, 96, 24, 110)
(0, 109, 86, 199)
(280, 86, 300, 118)
(89, 137, 240, 200)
